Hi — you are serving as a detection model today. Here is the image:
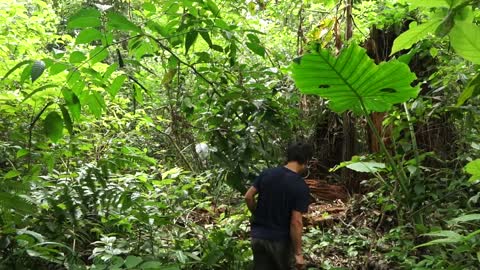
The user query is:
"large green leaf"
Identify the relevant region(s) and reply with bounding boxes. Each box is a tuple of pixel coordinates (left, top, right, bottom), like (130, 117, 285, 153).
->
(108, 74, 127, 97)
(456, 74, 480, 106)
(449, 213, 480, 224)
(347, 161, 386, 173)
(125, 255, 143, 269)
(390, 19, 443, 55)
(465, 159, 480, 183)
(291, 44, 419, 114)
(185, 30, 198, 53)
(331, 156, 386, 173)
(69, 51, 87, 64)
(67, 8, 101, 29)
(49, 63, 68, 75)
(87, 92, 106, 118)
(415, 230, 464, 248)
(59, 105, 74, 135)
(246, 42, 266, 57)
(450, 21, 480, 64)
(31, 60, 46, 83)
(107, 12, 142, 33)
(44, 111, 64, 142)
(205, 0, 220, 15)
(89, 47, 109, 64)
(75, 28, 103, 44)
(199, 30, 212, 46)
(62, 89, 81, 121)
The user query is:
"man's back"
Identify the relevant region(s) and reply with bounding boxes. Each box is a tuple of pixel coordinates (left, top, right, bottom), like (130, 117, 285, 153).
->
(245, 142, 313, 269)
(251, 166, 309, 241)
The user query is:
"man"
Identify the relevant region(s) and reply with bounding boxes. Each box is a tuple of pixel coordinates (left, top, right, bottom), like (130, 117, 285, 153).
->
(245, 142, 312, 270)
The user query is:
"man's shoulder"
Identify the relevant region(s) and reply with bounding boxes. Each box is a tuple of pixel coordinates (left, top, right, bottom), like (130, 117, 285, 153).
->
(289, 176, 309, 193)
(260, 166, 283, 175)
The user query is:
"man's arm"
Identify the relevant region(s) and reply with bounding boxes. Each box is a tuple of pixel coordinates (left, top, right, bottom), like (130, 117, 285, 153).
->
(244, 186, 258, 214)
(290, 210, 304, 255)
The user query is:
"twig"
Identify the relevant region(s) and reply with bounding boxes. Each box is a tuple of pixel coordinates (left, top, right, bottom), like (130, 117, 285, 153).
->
(157, 130, 195, 172)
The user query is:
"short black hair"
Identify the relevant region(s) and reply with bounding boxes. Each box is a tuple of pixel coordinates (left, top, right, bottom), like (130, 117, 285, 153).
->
(286, 142, 313, 165)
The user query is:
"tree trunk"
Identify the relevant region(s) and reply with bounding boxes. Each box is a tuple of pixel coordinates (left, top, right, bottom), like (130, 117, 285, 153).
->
(342, 0, 358, 193)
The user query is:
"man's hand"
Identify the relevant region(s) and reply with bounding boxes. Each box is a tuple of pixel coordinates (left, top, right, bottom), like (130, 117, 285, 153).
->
(294, 253, 305, 269)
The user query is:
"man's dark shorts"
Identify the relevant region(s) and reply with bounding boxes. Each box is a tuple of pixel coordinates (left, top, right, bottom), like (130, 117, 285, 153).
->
(251, 238, 295, 270)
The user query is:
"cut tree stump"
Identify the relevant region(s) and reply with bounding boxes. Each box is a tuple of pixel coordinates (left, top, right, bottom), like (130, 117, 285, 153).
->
(305, 179, 349, 202)
(304, 179, 350, 226)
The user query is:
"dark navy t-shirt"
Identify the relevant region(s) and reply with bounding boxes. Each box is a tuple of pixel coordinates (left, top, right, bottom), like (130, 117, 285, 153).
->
(251, 166, 310, 240)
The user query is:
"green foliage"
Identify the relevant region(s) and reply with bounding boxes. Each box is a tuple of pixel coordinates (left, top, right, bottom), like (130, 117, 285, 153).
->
(0, 0, 479, 269)
(403, 0, 450, 9)
(390, 19, 443, 55)
(391, 1, 480, 65)
(465, 159, 480, 183)
(457, 74, 480, 106)
(106, 12, 142, 33)
(413, 213, 480, 268)
(450, 21, 480, 64)
(291, 43, 419, 114)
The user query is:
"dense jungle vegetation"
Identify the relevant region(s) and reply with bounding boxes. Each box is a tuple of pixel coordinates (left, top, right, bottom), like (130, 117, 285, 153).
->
(0, 0, 479, 269)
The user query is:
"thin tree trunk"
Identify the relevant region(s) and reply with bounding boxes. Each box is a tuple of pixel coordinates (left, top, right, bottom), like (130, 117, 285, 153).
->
(342, 0, 357, 193)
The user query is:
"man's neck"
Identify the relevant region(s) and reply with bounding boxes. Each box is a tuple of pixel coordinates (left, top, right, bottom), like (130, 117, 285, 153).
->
(284, 162, 302, 174)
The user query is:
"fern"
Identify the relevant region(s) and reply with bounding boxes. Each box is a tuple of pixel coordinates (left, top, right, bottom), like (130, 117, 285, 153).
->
(0, 192, 36, 214)
(0, 179, 35, 214)
(0, 179, 30, 193)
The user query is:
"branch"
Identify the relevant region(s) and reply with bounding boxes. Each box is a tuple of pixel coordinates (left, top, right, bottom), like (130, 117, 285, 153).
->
(28, 101, 54, 168)
(128, 75, 151, 96)
(146, 34, 222, 97)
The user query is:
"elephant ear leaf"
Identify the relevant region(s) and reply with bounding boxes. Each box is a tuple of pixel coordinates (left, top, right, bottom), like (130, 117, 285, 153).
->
(290, 44, 420, 114)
